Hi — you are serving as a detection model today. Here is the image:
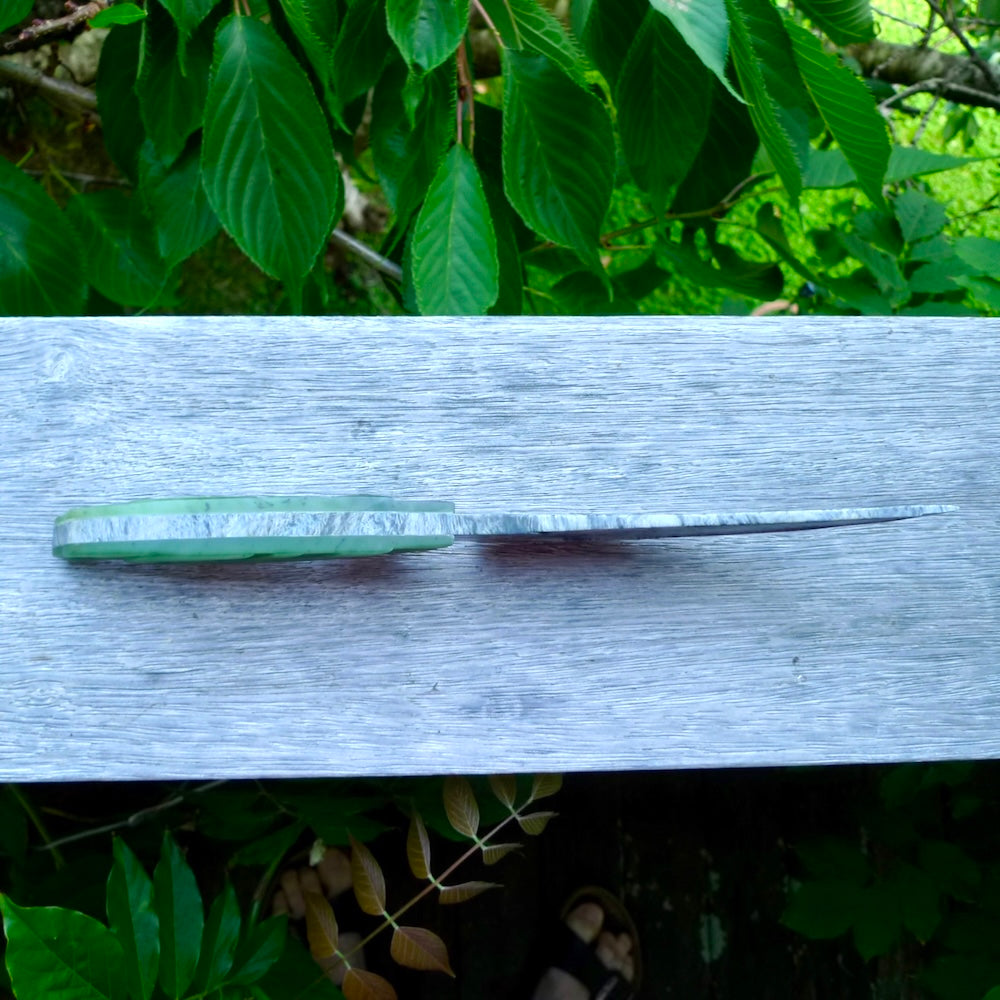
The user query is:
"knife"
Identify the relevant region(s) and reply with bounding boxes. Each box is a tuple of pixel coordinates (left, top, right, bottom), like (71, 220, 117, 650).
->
(51, 496, 958, 563)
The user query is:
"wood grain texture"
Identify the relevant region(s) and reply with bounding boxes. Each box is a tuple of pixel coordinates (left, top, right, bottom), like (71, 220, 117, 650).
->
(1, 316, 995, 780)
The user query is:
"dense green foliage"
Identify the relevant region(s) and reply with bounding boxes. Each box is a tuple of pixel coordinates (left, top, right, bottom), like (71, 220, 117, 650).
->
(0, 0, 996, 316)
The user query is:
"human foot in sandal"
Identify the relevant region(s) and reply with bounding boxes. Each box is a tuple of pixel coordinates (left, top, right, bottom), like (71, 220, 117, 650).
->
(532, 888, 640, 1000)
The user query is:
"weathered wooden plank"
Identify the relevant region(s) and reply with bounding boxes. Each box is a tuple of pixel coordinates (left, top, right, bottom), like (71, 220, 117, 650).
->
(1, 316, 995, 780)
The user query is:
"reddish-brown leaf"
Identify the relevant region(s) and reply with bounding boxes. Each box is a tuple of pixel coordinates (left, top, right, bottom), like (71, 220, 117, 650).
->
(480, 842, 521, 866)
(390, 925, 455, 976)
(518, 810, 557, 836)
(437, 880, 501, 904)
(488, 774, 517, 809)
(530, 773, 563, 802)
(406, 811, 432, 881)
(349, 834, 387, 916)
(304, 891, 339, 959)
(343, 968, 398, 1000)
(443, 776, 479, 839)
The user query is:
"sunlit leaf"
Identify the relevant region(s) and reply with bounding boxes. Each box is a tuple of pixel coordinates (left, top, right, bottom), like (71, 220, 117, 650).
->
(793, 0, 873, 44)
(91, 3, 146, 27)
(438, 881, 501, 904)
(390, 925, 455, 975)
(412, 144, 498, 315)
(481, 843, 521, 865)
(648, 0, 734, 96)
(349, 835, 387, 916)
(443, 776, 480, 839)
(386, 0, 468, 71)
(202, 14, 341, 293)
(617, 9, 713, 214)
(517, 811, 557, 835)
(304, 892, 339, 960)
(803, 147, 983, 189)
(1, 894, 127, 1000)
(786, 19, 888, 210)
(107, 838, 159, 1000)
(406, 812, 432, 881)
(502, 50, 614, 269)
(343, 967, 398, 1000)
(530, 774, 563, 802)
(0, 157, 85, 315)
(488, 775, 517, 809)
(153, 833, 204, 999)
(955, 237, 1000, 274)
(192, 882, 240, 993)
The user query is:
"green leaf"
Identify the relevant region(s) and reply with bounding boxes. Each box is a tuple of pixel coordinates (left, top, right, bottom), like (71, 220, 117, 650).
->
(192, 883, 241, 992)
(386, 0, 468, 71)
(795, 838, 869, 885)
(107, 838, 159, 1000)
(617, 8, 713, 213)
(793, 0, 873, 44)
(892, 862, 941, 943)
(96, 20, 145, 181)
(838, 232, 906, 297)
(1, 894, 128, 1000)
(955, 237, 1000, 274)
(331, 0, 390, 106)
(140, 140, 221, 268)
(852, 885, 900, 960)
(138, 1, 213, 165)
(481, 174, 523, 315)
(502, 50, 614, 269)
(479, 0, 591, 87)
(228, 915, 287, 985)
(648, 0, 733, 96)
(893, 192, 946, 246)
(66, 190, 168, 307)
(803, 146, 984, 189)
(781, 881, 864, 939)
(255, 936, 344, 1000)
(202, 14, 341, 293)
(550, 271, 636, 315)
(756, 203, 819, 282)
(0, 0, 30, 32)
(276, 0, 334, 90)
(228, 821, 306, 868)
(153, 833, 204, 999)
(659, 236, 783, 298)
(0, 157, 86, 315)
(156, 0, 215, 41)
(727, 0, 806, 201)
(411, 144, 498, 315)
(786, 19, 889, 210)
(580, 0, 647, 89)
(91, 3, 147, 27)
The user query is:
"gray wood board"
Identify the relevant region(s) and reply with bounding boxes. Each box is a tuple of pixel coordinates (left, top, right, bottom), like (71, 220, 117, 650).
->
(2, 316, 995, 780)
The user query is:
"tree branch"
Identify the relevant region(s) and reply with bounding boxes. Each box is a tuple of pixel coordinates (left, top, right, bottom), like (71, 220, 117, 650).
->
(3, 0, 110, 53)
(0, 55, 98, 115)
(921, 0, 995, 83)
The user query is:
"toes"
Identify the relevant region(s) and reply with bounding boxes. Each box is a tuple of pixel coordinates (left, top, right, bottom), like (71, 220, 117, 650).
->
(564, 901, 604, 945)
(317, 848, 353, 898)
(279, 869, 306, 919)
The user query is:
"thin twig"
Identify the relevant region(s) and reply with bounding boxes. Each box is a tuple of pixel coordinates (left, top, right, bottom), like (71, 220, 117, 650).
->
(8, 785, 65, 868)
(912, 94, 940, 143)
(3, 0, 110, 53)
(870, 6, 928, 30)
(880, 77, 945, 109)
(922, 0, 996, 84)
(329, 229, 403, 282)
(456, 38, 475, 151)
(470, 0, 503, 43)
(22, 167, 129, 188)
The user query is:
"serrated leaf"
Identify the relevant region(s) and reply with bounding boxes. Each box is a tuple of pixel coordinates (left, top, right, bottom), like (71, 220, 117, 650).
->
(726, 0, 805, 201)
(96, 20, 145, 181)
(954, 237, 1000, 274)
(1, 894, 128, 1000)
(202, 14, 341, 293)
(659, 236, 783, 299)
(793, 0, 873, 44)
(0, 157, 85, 315)
(481, 173, 524, 315)
(140, 140, 221, 268)
(228, 914, 287, 985)
(442, 776, 480, 839)
(488, 775, 517, 809)
(479, 0, 591, 87)
(616, 9, 712, 213)
(517, 811, 557, 835)
(304, 892, 339, 960)
(530, 774, 563, 801)
(412, 144, 498, 315)
(481, 842, 521, 865)
(803, 146, 983, 190)
(192, 882, 240, 993)
(837, 232, 906, 301)
(580, 0, 647, 89)
(438, 881, 501, 904)
(786, 19, 888, 210)
(344, 967, 398, 1000)
(390, 925, 455, 975)
(502, 50, 614, 269)
(332, 0, 390, 105)
(277, 0, 334, 89)
(91, 3, 146, 27)
(157, 0, 215, 40)
(349, 835, 387, 916)
(67, 190, 168, 307)
(107, 839, 159, 1000)
(407, 812, 432, 881)
(153, 833, 203, 999)
(138, 1, 213, 165)
(648, 0, 733, 96)
(386, 0, 468, 71)
(0, 0, 30, 33)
